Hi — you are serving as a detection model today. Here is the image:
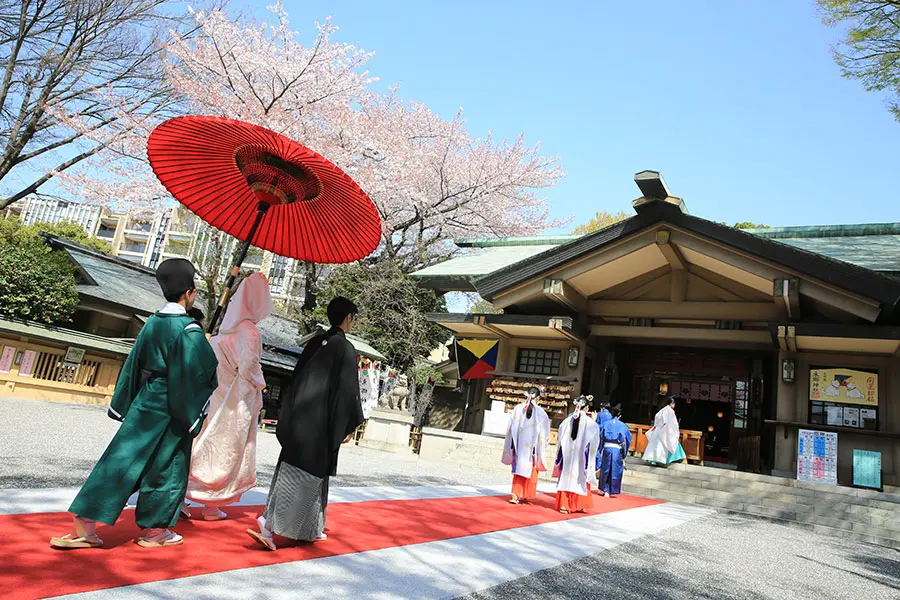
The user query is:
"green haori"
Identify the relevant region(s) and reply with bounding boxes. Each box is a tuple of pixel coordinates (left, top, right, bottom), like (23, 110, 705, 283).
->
(69, 312, 217, 529)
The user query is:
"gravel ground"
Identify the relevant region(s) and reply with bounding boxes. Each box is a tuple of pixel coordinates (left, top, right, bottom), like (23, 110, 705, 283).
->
(3, 397, 898, 599)
(0, 397, 512, 489)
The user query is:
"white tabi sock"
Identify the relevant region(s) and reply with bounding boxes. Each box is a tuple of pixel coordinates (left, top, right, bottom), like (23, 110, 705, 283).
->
(74, 515, 97, 538)
(142, 528, 183, 544)
(257, 516, 273, 540)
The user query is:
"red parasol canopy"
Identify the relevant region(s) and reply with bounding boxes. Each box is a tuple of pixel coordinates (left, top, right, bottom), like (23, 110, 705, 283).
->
(147, 116, 382, 264)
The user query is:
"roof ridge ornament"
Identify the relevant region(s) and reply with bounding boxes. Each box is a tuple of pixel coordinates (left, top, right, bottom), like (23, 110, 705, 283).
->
(632, 170, 689, 215)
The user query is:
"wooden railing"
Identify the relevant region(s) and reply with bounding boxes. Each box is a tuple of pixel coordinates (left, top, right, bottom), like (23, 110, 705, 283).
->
(31, 351, 101, 386)
(0, 336, 121, 404)
(628, 424, 706, 465)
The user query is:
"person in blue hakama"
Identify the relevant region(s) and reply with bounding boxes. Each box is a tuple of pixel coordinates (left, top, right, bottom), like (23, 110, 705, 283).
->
(597, 406, 632, 498)
(594, 402, 612, 471)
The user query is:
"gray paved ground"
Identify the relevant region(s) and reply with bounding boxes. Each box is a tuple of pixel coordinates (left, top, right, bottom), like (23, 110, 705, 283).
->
(3, 397, 898, 599)
(465, 512, 900, 600)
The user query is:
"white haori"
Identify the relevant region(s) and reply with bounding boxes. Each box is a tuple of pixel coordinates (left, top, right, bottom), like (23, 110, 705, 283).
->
(555, 413, 600, 496)
(643, 404, 680, 464)
(502, 401, 550, 477)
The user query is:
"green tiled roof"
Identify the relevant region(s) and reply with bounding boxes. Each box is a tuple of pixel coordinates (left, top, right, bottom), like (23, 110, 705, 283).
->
(456, 235, 580, 248)
(744, 223, 900, 239)
(771, 236, 900, 272)
(45, 236, 310, 357)
(256, 315, 303, 351)
(410, 244, 561, 284)
(0, 317, 134, 356)
(60, 244, 164, 315)
(346, 335, 387, 362)
(413, 222, 900, 287)
(742, 223, 900, 272)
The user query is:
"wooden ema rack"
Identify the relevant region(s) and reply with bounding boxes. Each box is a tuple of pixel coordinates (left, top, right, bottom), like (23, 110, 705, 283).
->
(486, 372, 576, 420)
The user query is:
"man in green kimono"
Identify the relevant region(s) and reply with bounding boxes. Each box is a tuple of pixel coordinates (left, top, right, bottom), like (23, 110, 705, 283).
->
(50, 258, 218, 549)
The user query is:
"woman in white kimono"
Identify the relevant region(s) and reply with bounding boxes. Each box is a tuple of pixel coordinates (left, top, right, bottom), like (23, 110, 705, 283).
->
(553, 396, 600, 514)
(502, 386, 550, 504)
(183, 272, 274, 520)
(642, 396, 687, 466)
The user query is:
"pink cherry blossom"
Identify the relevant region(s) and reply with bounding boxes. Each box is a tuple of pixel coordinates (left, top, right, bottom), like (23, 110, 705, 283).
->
(56, 4, 564, 270)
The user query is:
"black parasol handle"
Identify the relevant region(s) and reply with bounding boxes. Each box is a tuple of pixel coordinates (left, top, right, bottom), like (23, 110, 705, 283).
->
(206, 202, 270, 334)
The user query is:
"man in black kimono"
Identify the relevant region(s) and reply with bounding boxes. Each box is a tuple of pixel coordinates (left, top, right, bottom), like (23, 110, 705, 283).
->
(247, 297, 364, 551)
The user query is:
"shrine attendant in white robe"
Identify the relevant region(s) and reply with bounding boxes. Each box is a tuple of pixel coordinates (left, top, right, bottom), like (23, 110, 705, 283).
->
(553, 397, 600, 514)
(642, 396, 687, 466)
(184, 272, 274, 520)
(502, 386, 550, 504)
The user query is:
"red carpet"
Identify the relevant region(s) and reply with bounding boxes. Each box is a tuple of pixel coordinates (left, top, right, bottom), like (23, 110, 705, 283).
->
(0, 492, 660, 600)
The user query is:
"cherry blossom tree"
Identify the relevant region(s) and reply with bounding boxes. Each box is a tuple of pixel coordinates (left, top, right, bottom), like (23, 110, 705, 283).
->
(0, 0, 202, 210)
(335, 90, 563, 271)
(55, 4, 563, 306)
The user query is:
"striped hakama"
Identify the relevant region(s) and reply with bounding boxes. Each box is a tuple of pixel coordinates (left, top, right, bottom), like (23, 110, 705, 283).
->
(262, 461, 328, 541)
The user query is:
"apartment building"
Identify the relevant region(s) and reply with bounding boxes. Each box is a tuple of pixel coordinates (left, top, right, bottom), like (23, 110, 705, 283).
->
(5, 197, 305, 302)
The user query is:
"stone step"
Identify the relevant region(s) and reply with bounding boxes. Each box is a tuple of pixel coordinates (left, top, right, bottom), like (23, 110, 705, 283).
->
(625, 469, 819, 500)
(623, 482, 900, 549)
(624, 459, 900, 506)
(624, 477, 900, 528)
(627, 471, 820, 504)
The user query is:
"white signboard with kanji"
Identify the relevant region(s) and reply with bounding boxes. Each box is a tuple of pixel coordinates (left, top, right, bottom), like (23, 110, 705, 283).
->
(797, 429, 837, 486)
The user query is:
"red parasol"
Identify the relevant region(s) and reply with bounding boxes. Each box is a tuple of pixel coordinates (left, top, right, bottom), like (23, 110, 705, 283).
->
(147, 116, 382, 332)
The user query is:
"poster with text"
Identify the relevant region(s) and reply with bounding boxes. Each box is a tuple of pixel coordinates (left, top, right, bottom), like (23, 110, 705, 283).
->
(852, 449, 881, 490)
(18, 350, 36, 377)
(825, 406, 843, 426)
(860, 408, 877, 427)
(797, 429, 838, 486)
(809, 368, 877, 407)
(0, 346, 14, 374)
(843, 407, 860, 428)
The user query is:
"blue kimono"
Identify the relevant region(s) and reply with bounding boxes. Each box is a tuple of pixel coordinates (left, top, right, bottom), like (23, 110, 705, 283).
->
(598, 417, 632, 496)
(594, 409, 612, 470)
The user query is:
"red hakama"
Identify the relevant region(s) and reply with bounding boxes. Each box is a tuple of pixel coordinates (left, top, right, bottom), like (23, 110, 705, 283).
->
(511, 465, 539, 501)
(555, 484, 593, 513)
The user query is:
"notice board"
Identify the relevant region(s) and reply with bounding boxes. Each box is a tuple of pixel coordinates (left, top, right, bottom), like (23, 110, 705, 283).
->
(852, 449, 882, 490)
(797, 429, 837, 486)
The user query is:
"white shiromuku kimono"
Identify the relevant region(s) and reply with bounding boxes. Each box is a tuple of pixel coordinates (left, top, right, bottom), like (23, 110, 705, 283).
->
(187, 272, 274, 507)
(502, 401, 551, 476)
(554, 412, 600, 496)
(643, 404, 680, 465)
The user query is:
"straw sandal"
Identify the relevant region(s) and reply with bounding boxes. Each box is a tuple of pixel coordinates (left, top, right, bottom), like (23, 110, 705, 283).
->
(135, 530, 183, 548)
(50, 533, 103, 549)
(246, 528, 276, 551)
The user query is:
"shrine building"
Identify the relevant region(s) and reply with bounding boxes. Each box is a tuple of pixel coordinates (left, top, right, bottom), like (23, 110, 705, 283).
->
(412, 171, 900, 488)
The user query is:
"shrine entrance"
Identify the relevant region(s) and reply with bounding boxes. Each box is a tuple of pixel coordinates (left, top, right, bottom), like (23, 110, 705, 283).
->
(619, 345, 770, 465)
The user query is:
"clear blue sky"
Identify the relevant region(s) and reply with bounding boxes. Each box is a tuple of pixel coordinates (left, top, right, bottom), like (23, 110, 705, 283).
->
(235, 0, 900, 233)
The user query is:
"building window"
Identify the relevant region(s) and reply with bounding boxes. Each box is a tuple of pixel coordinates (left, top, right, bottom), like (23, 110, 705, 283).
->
(516, 348, 561, 376)
(269, 256, 288, 293)
(733, 381, 748, 429)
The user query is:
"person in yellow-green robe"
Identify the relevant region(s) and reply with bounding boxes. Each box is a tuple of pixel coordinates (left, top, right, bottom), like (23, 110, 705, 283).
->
(50, 258, 218, 550)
